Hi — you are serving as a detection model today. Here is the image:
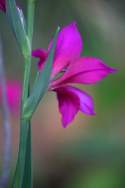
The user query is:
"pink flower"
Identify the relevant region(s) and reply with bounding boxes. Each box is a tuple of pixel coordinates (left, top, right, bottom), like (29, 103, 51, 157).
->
(32, 22, 116, 128)
(0, 0, 5, 12)
(0, 80, 22, 113)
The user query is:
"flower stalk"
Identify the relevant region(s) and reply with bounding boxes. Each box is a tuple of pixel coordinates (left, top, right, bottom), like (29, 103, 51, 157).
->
(12, 0, 35, 187)
(27, 0, 35, 43)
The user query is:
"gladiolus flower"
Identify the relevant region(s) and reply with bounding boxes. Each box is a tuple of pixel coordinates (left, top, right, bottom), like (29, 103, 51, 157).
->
(0, 0, 5, 12)
(0, 80, 22, 113)
(32, 22, 117, 128)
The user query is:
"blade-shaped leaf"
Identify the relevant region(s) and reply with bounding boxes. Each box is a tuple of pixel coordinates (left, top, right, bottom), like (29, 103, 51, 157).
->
(23, 27, 60, 119)
(6, 0, 30, 57)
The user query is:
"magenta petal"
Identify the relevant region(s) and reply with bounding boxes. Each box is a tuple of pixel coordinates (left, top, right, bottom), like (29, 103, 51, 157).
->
(52, 57, 117, 86)
(0, 81, 22, 113)
(65, 86, 95, 115)
(6, 81, 22, 112)
(56, 86, 80, 128)
(32, 49, 48, 70)
(55, 86, 95, 127)
(50, 22, 83, 76)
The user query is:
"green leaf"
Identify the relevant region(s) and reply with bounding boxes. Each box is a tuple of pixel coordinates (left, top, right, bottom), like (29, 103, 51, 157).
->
(6, 0, 30, 57)
(23, 27, 60, 119)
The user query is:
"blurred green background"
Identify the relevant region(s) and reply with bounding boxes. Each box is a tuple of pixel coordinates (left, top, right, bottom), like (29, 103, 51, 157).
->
(0, 0, 125, 187)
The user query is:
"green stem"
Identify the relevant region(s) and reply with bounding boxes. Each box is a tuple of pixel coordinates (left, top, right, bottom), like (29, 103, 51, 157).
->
(27, 0, 35, 43)
(12, 0, 35, 187)
(12, 58, 32, 188)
